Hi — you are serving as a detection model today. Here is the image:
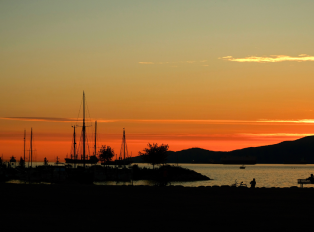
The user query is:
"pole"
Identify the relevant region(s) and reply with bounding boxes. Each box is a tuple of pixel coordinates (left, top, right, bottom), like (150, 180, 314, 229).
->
(94, 121, 97, 156)
(28, 148, 30, 183)
(30, 128, 33, 167)
(123, 128, 125, 168)
(24, 129, 26, 166)
(24, 130, 26, 184)
(83, 91, 86, 168)
(73, 125, 76, 168)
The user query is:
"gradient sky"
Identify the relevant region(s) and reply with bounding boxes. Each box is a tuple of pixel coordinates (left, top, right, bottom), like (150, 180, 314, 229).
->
(1, 0, 314, 162)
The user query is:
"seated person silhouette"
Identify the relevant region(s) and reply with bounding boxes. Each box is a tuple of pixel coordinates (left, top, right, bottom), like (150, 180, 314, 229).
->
(306, 174, 314, 183)
(250, 178, 256, 188)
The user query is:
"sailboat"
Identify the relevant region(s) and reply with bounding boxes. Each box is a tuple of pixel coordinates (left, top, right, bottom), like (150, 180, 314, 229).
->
(116, 128, 132, 167)
(65, 92, 99, 166)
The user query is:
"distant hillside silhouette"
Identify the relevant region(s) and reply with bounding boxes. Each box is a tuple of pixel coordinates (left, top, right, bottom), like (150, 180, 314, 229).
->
(131, 136, 314, 164)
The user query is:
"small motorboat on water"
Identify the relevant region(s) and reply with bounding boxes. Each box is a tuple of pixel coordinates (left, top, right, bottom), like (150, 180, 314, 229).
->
(240, 165, 245, 169)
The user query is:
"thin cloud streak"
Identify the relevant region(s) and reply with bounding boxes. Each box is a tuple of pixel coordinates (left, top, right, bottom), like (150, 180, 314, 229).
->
(240, 133, 314, 137)
(3, 117, 314, 125)
(138, 62, 154, 64)
(1, 132, 312, 143)
(257, 119, 314, 124)
(124, 119, 314, 125)
(139, 60, 208, 65)
(1, 117, 115, 123)
(220, 54, 314, 63)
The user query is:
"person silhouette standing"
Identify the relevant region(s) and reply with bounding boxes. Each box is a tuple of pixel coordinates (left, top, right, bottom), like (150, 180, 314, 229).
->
(250, 178, 256, 188)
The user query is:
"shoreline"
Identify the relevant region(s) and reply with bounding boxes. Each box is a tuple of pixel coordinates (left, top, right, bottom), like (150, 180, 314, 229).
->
(3, 180, 305, 189)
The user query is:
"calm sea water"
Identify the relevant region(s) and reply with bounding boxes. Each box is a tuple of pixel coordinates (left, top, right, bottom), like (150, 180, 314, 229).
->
(97, 164, 314, 188)
(7, 162, 314, 187)
(168, 164, 314, 188)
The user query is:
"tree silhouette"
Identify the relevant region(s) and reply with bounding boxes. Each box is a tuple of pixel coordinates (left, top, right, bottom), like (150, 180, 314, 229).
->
(98, 145, 115, 164)
(139, 143, 169, 169)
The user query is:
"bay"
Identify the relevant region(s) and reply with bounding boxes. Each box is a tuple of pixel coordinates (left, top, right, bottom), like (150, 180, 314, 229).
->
(96, 164, 314, 188)
(6, 162, 314, 188)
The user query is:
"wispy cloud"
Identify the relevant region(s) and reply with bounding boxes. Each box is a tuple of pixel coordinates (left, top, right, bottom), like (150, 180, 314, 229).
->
(1, 117, 115, 123)
(2, 117, 77, 122)
(1, 131, 311, 143)
(240, 133, 314, 137)
(139, 60, 208, 66)
(138, 62, 154, 64)
(220, 54, 314, 63)
(129, 119, 314, 125)
(257, 119, 314, 124)
(3, 117, 314, 125)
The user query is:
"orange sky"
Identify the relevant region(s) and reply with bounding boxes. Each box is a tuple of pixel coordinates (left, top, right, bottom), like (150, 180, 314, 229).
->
(1, 1, 314, 162)
(1, 117, 314, 162)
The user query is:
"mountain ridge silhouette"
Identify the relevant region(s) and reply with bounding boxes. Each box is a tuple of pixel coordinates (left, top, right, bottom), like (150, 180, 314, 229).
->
(130, 136, 314, 164)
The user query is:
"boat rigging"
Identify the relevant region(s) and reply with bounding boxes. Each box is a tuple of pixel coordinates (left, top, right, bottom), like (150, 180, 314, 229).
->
(65, 92, 99, 167)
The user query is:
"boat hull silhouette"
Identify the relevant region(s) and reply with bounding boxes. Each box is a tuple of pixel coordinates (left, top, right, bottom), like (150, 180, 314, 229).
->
(65, 155, 98, 164)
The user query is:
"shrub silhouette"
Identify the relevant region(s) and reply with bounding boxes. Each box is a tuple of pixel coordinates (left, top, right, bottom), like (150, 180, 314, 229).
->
(139, 143, 169, 169)
(98, 145, 115, 165)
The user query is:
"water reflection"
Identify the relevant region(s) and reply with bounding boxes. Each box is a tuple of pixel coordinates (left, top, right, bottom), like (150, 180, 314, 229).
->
(175, 164, 314, 188)
(95, 164, 314, 188)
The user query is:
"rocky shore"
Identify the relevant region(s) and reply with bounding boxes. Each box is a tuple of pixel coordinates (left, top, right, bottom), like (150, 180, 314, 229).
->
(132, 164, 210, 181)
(1, 164, 210, 183)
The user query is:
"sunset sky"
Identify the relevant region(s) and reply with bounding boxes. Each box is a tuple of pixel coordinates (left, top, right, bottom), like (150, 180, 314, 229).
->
(1, 1, 314, 162)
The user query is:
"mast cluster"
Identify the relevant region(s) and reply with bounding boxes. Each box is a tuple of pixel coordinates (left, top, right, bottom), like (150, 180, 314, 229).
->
(20, 92, 130, 168)
(65, 91, 99, 167)
(119, 128, 129, 168)
(23, 128, 35, 168)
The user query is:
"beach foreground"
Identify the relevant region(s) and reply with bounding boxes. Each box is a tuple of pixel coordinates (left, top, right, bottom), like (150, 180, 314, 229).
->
(0, 184, 313, 231)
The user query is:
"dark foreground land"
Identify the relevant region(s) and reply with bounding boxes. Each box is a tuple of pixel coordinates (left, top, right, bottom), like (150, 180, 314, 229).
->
(1, 184, 314, 231)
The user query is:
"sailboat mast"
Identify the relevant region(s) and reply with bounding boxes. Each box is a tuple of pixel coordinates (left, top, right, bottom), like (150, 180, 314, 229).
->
(24, 130, 26, 164)
(73, 125, 76, 162)
(94, 121, 97, 156)
(83, 91, 86, 167)
(123, 128, 125, 167)
(30, 128, 33, 167)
